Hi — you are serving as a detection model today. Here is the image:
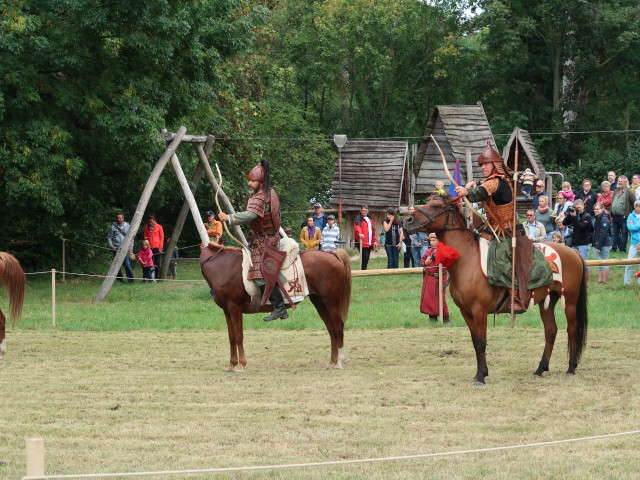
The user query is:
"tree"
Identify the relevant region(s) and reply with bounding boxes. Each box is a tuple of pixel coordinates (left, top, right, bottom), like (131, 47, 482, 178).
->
(0, 0, 266, 267)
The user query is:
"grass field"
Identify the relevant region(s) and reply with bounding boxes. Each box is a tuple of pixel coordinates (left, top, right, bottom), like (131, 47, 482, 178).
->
(1, 253, 640, 479)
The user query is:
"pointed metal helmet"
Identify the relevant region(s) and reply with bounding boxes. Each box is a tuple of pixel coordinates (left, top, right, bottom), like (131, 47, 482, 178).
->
(477, 140, 502, 165)
(247, 161, 265, 182)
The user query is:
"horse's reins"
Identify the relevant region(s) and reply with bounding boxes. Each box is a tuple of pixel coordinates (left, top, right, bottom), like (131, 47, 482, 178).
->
(414, 202, 469, 233)
(200, 246, 226, 269)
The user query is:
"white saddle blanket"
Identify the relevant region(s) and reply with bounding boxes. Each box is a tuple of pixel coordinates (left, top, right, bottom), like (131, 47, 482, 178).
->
(478, 237, 563, 284)
(241, 245, 308, 305)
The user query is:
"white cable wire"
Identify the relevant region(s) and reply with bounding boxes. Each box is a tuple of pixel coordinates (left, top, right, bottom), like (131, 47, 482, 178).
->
(21, 429, 640, 480)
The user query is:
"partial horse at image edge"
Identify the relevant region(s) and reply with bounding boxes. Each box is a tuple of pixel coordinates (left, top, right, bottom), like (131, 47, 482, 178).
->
(403, 197, 588, 385)
(0, 252, 26, 356)
(200, 243, 352, 372)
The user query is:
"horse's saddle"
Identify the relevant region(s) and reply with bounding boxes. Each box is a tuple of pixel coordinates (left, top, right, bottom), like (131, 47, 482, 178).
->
(242, 237, 308, 314)
(478, 238, 562, 290)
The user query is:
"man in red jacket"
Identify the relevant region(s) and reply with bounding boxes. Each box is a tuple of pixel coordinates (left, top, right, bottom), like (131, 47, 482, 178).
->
(354, 204, 378, 270)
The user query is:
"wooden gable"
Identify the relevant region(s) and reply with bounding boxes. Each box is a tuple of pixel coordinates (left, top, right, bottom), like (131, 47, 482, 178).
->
(413, 102, 496, 196)
(329, 140, 409, 212)
(503, 128, 545, 178)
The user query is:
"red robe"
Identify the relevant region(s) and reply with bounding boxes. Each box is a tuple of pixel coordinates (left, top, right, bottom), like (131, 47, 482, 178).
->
(420, 243, 459, 316)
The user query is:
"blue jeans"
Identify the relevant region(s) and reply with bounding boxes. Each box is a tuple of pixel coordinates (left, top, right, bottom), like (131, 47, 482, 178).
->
(624, 244, 640, 284)
(403, 245, 415, 267)
(113, 250, 134, 282)
(572, 244, 591, 271)
(611, 215, 628, 252)
(593, 245, 612, 270)
(385, 245, 400, 269)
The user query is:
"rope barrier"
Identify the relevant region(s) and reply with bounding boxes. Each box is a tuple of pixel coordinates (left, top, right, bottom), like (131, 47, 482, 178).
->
(211, 129, 640, 141)
(21, 429, 640, 479)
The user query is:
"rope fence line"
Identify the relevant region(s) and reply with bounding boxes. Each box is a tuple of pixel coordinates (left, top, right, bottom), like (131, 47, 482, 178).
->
(22, 429, 640, 479)
(195, 129, 640, 141)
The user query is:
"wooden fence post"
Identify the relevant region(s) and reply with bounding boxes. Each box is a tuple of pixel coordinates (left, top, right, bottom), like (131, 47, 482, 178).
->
(26, 437, 44, 479)
(51, 269, 56, 327)
(438, 263, 443, 322)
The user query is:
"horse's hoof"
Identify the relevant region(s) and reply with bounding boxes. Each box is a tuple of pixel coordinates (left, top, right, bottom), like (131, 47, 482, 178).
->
(472, 379, 486, 386)
(533, 372, 544, 378)
(565, 371, 576, 376)
(234, 366, 245, 373)
(224, 366, 238, 373)
(326, 362, 343, 370)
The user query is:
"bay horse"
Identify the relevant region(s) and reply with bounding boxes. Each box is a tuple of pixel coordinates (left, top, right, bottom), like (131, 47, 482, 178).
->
(200, 243, 351, 372)
(403, 197, 588, 385)
(0, 252, 26, 358)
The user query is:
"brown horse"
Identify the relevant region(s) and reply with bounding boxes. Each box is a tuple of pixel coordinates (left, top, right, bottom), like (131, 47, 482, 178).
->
(0, 252, 26, 358)
(403, 197, 588, 385)
(200, 243, 351, 372)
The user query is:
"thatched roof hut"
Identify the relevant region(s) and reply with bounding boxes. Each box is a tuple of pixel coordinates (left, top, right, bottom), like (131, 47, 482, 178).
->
(502, 127, 545, 178)
(413, 102, 496, 197)
(328, 140, 409, 247)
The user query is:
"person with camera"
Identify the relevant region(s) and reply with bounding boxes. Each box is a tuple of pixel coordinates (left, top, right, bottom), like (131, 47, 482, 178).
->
(562, 199, 594, 281)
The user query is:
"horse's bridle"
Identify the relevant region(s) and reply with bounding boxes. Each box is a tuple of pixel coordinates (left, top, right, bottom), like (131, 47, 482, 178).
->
(413, 201, 469, 232)
(200, 246, 226, 268)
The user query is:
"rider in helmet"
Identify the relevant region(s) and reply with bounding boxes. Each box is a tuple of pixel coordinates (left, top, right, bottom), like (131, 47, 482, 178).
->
(455, 141, 529, 313)
(218, 160, 289, 322)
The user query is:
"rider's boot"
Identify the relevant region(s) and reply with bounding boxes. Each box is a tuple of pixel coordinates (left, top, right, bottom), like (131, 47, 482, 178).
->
(263, 287, 289, 322)
(508, 289, 526, 314)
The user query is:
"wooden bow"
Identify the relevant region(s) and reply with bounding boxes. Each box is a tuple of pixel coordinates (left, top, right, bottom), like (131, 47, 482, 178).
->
(215, 163, 252, 260)
(430, 134, 499, 241)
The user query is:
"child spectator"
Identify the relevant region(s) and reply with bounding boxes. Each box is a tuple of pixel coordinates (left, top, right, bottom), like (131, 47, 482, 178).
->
(551, 231, 563, 244)
(519, 168, 538, 198)
(561, 181, 575, 203)
(138, 239, 155, 283)
(433, 181, 446, 196)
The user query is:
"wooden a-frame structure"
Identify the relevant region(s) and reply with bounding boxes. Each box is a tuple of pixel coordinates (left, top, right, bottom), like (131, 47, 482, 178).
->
(93, 126, 247, 302)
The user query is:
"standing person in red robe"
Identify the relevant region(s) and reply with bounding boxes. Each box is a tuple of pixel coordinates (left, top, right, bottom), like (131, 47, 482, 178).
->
(420, 233, 459, 323)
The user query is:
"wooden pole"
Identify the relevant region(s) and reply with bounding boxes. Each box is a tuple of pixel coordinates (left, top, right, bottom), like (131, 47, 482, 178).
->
(26, 437, 45, 479)
(510, 130, 520, 327)
(438, 263, 443, 322)
(51, 269, 56, 327)
(193, 144, 248, 246)
(94, 126, 187, 302)
(160, 163, 205, 280)
(465, 147, 473, 185)
(349, 257, 640, 278)
(170, 153, 210, 247)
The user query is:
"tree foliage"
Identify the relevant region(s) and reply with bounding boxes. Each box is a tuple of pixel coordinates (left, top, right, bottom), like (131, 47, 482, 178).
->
(2, 0, 640, 268)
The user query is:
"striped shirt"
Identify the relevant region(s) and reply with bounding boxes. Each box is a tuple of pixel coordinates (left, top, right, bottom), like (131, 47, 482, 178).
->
(321, 224, 340, 251)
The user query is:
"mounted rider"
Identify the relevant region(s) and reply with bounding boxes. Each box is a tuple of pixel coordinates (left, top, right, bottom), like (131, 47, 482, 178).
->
(454, 141, 532, 313)
(218, 159, 289, 322)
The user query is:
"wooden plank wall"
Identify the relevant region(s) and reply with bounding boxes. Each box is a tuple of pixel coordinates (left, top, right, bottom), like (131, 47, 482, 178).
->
(329, 140, 408, 211)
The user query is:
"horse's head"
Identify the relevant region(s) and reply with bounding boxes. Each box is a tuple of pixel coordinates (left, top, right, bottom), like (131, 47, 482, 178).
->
(403, 196, 463, 234)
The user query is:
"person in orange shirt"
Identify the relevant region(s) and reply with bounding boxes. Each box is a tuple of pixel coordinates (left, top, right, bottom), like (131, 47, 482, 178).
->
(143, 213, 164, 280)
(204, 211, 223, 243)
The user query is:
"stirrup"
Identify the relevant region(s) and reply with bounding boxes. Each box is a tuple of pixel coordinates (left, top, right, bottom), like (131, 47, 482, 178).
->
(510, 290, 526, 314)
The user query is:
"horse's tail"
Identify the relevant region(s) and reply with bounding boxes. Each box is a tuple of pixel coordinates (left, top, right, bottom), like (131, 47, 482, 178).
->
(574, 254, 589, 363)
(0, 252, 26, 326)
(330, 249, 352, 324)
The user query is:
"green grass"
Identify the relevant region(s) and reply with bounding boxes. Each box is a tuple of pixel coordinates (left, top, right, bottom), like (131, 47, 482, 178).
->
(9, 249, 640, 333)
(1, 251, 640, 479)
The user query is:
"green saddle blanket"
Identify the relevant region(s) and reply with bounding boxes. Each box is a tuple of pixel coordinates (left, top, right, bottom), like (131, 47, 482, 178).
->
(487, 238, 553, 290)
